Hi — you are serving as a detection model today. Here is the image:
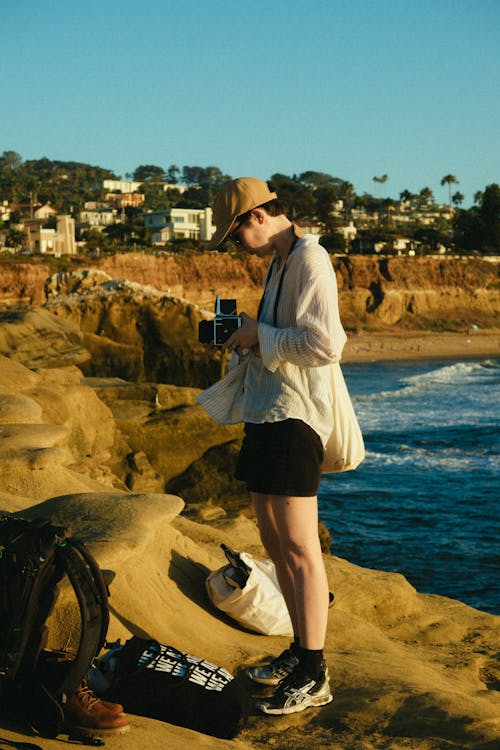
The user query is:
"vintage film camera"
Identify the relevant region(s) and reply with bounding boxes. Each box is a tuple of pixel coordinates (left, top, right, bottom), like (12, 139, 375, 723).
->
(198, 295, 242, 346)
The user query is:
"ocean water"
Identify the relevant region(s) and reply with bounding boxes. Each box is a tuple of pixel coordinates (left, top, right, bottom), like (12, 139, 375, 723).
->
(318, 357, 500, 615)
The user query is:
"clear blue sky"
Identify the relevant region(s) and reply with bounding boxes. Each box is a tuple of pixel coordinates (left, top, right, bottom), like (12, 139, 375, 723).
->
(2, 0, 499, 206)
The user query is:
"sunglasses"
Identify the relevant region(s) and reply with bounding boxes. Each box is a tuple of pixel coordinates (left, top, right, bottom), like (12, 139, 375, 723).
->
(228, 212, 251, 245)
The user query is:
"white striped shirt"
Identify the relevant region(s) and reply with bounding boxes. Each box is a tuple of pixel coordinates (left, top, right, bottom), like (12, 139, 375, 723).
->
(197, 234, 347, 446)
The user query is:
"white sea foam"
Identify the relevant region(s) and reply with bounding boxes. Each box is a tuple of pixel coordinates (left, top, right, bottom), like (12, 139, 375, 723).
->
(402, 359, 495, 387)
(363, 446, 495, 472)
(352, 360, 500, 436)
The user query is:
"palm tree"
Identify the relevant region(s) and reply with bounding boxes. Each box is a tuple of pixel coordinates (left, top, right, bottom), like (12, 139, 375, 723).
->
(339, 181, 355, 220)
(440, 175, 459, 205)
(451, 191, 464, 207)
(419, 187, 434, 206)
(372, 174, 388, 194)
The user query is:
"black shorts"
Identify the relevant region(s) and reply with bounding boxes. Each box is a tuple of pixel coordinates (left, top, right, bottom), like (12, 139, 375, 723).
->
(235, 419, 324, 497)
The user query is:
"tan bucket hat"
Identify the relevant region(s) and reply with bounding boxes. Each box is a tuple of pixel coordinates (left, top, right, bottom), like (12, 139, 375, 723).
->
(206, 177, 277, 249)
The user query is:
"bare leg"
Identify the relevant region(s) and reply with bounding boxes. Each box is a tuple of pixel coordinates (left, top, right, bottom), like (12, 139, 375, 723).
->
(252, 492, 329, 650)
(252, 492, 300, 636)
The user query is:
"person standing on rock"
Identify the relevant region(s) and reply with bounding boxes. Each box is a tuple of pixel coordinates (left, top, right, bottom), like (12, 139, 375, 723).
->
(198, 177, 346, 715)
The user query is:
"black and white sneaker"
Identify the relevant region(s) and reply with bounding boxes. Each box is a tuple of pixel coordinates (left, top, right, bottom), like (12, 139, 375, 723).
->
(246, 648, 299, 686)
(256, 664, 332, 715)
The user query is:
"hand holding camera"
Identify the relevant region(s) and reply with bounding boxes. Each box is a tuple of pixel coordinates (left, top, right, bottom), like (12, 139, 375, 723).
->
(198, 295, 258, 352)
(198, 295, 242, 346)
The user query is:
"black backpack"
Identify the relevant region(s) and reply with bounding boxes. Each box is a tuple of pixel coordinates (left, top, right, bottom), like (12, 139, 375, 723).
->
(0, 515, 109, 740)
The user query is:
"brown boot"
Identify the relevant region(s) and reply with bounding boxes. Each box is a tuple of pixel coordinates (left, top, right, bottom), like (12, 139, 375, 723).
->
(99, 698, 124, 715)
(64, 683, 130, 735)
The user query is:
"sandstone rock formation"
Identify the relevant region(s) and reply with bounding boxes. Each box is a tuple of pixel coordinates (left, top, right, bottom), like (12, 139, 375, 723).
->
(0, 307, 247, 505)
(87, 376, 244, 501)
(2, 488, 499, 750)
(44, 269, 223, 387)
(0, 355, 123, 505)
(0, 306, 89, 369)
(0, 349, 498, 750)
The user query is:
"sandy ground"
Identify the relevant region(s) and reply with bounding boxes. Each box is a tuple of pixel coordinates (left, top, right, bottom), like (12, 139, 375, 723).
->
(342, 330, 500, 363)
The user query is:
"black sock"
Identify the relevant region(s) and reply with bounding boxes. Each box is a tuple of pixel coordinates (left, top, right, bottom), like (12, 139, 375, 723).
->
(296, 647, 324, 681)
(290, 636, 301, 655)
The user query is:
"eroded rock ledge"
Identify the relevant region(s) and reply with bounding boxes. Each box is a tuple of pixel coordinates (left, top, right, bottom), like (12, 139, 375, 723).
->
(1, 253, 498, 330)
(0, 351, 498, 750)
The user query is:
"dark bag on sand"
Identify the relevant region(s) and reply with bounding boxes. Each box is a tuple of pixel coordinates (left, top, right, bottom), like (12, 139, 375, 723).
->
(0, 515, 109, 739)
(96, 637, 247, 739)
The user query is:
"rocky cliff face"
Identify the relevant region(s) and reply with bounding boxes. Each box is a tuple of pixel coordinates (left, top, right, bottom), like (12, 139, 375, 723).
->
(43, 270, 223, 387)
(333, 255, 499, 330)
(99, 253, 500, 329)
(0, 260, 50, 306)
(1, 253, 498, 329)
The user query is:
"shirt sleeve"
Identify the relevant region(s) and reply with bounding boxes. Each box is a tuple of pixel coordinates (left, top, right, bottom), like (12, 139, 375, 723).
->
(258, 245, 346, 373)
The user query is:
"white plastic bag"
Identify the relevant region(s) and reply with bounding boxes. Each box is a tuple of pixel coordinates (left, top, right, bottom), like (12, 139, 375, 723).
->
(206, 551, 293, 637)
(321, 362, 365, 473)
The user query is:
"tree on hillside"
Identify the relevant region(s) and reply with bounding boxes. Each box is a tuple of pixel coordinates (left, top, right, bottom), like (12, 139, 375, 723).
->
(182, 166, 205, 185)
(201, 166, 232, 201)
(479, 183, 500, 252)
(81, 227, 113, 254)
(0, 150, 24, 201)
(412, 226, 451, 253)
(22, 159, 116, 213)
(0, 155, 117, 212)
(179, 166, 232, 195)
(5, 227, 27, 250)
(440, 174, 459, 205)
(0, 151, 23, 171)
(315, 184, 342, 232)
(140, 182, 181, 211)
(451, 191, 464, 207)
(453, 183, 500, 253)
(418, 187, 434, 206)
(174, 190, 206, 209)
(166, 165, 180, 184)
(269, 173, 315, 222)
(399, 189, 414, 203)
(453, 207, 481, 252)
(298, 171, 339, 188)
(133, 165, 166, 182)
(103, 214, 149, 246)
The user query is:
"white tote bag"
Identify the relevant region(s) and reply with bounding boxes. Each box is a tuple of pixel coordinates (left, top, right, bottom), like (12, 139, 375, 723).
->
(206, 552, 293, 637)
(321, 362, 365, 473)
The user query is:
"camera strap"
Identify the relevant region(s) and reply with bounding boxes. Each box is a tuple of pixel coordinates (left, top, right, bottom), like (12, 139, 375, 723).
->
(257, 236, 299, 326)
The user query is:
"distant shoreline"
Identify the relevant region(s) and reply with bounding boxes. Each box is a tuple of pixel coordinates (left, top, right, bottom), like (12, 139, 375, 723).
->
(342, 330, 500, 364)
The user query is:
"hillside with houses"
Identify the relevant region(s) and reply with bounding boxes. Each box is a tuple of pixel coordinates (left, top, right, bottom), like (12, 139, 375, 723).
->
(0, 152, 498, 258)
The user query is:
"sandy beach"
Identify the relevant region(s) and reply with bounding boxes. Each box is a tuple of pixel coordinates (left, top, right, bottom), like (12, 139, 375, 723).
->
(342, 330, 500, 363)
